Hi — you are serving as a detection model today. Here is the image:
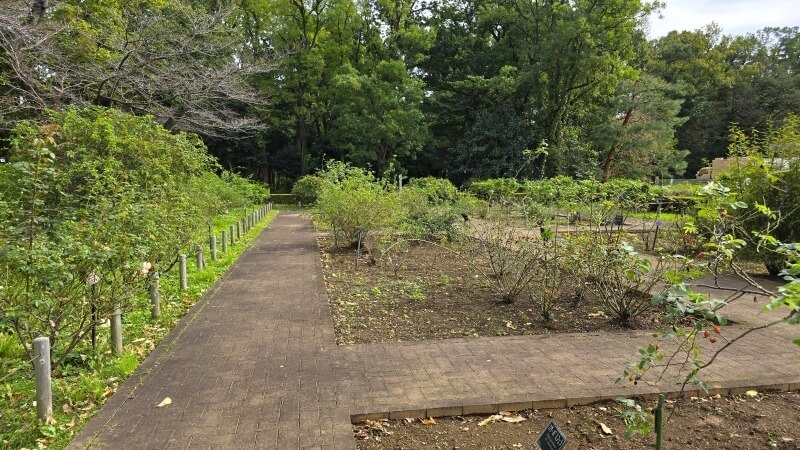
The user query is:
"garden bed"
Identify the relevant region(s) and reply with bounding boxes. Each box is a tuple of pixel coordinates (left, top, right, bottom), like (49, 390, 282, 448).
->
(354, 390, 800, 449)
(320, 235, 687, 345)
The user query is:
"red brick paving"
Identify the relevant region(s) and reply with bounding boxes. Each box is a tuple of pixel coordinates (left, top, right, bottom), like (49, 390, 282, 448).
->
(68, 213, 800, 449)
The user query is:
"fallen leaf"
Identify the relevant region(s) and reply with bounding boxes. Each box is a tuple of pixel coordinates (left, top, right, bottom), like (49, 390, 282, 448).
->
(781, 437, 794, 442)
(421, 417, 437, 425)
(478, 414, 502, 426)
(62, 404, 74, 414)
(744, 390, 759, 397)
(597, 406, 607, 412)
(460, 427, 469, 432)
(500, 414, 526, 423)
(403, 418, 415, 424)
(588, 311, 607, 318)
(598, 422, 613, 435)
(156, 397, 172, 408)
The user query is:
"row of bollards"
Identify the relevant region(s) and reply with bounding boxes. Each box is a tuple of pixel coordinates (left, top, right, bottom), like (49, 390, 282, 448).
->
(33, 203, 274, 422)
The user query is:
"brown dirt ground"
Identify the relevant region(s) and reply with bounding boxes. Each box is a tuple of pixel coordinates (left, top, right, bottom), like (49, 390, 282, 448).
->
(319, 235, 703, 345)
(354, 390, 800, 450)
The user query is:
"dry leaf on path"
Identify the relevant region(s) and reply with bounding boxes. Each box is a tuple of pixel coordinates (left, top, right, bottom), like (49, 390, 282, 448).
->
(745, 390, 759, 397)
(421, 417, 438, 425)
(156, 397, 172, 408)
(598, 422, 613, 435)
(500, 414, 526, 423)
(478, 414, 502, 426)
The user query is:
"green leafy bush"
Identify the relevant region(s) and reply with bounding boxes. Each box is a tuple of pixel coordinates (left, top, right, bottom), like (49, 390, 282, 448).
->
(316, 162, 405, 250)
(718, 116, 800, 274)
(407, 177, 459, 204)
(466, 178, 522, 200)
(291, 175, 326, 204)
(0, 107, 265, 363)
(396, 178, 487, 240)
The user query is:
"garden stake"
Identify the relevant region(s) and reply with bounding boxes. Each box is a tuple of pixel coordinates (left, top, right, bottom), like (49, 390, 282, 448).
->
(33, 337, 52, 422)
(90, 283, 97, 350)
(655, 393, 665, 450)
(222, 230, 228, 253)
(210, 235, 217, 261)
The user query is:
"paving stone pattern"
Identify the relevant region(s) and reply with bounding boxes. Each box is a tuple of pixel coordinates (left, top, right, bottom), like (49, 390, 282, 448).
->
(69, 213, 800, 449)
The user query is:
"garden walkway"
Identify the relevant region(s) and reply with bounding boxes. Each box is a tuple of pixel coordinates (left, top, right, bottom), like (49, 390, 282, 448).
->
(69, 213, 800, 449)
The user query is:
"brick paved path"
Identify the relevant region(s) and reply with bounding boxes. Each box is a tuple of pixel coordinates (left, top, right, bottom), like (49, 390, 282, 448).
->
(69, 213, 800, 449)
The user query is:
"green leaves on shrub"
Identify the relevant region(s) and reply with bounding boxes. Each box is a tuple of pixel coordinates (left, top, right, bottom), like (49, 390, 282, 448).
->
(291, 175, 326, 204)
(0, 107, 266, 364)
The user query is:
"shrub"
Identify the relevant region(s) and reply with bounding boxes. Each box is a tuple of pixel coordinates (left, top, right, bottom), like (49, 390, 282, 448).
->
(466, 178, 521, 201)
(291, 175, 326, 204)
(407, 177, 458, 204)
(585, 242, 672, 324)
(222, 171, 270, 204)
(456, 192, 489, 219)
(0, 107, 263, 364)
(398, 179, 472, 240)
(468, 216, 547, 304)
(718, 116, 800, 274)
(316, 163, 405, 253)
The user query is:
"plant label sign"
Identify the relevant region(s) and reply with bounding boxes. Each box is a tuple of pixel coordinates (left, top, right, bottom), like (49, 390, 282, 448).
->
(536, 420, 567, 450)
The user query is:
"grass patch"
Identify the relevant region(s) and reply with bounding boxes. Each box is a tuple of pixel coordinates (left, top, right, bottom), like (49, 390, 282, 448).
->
(0, 207, 278, 449)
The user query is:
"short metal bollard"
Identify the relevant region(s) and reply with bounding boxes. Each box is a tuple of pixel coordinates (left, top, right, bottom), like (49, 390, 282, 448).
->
(33, 337, 53, 422)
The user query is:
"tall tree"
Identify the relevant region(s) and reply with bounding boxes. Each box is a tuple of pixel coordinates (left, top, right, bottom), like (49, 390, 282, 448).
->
(597, 73, 687, 181)
(0, 0, 272, 136)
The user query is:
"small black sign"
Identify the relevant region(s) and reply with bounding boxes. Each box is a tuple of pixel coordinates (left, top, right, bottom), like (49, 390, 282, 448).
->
(536, 420, 567, 450)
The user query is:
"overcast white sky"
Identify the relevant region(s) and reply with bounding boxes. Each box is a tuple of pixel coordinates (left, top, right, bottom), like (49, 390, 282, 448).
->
(647, 0, 800, 38)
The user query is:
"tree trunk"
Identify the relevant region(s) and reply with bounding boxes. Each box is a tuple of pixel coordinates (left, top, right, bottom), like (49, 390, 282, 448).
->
(601, 106, 634, 182)
(376, 139, 388, 175)
(295, 115, 307, 174)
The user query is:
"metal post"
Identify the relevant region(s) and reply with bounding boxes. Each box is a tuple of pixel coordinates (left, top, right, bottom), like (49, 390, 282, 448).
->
(33, 337, 52, 422)
(150, 271, 160, 319)
(655, 394, 665, 450)
(111, 304, 123, 355)
(179, 254, 187, 290)
(91, 284, 98, 350)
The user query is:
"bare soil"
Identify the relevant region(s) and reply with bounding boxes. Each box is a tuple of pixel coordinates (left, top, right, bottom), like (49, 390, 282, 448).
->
(320, 235, 694, 345)
(354, 390, 800, 449)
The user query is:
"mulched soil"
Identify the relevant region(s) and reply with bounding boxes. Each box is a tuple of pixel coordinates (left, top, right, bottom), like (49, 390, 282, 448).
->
(319, 235, 691, 345)
(354, 390, 800, 449)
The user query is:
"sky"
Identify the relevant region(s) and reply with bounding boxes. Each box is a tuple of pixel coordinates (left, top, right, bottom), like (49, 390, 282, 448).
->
(647, 0, 800, 38)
